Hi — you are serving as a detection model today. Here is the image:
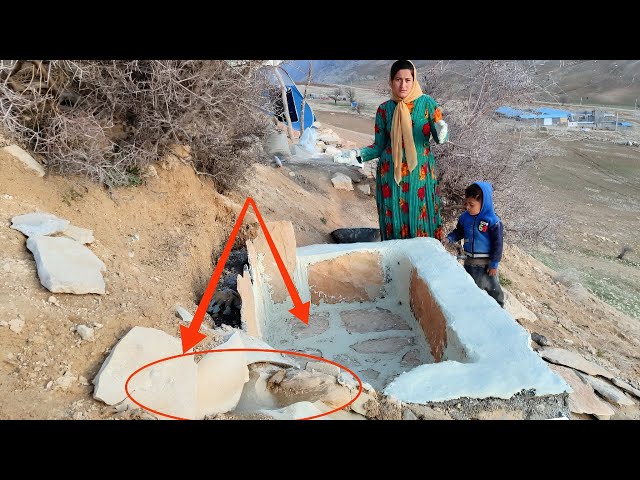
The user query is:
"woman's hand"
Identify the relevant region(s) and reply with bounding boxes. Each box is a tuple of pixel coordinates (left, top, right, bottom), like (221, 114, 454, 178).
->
(333, 149, 362, 166)
(435, 120, 448, 144)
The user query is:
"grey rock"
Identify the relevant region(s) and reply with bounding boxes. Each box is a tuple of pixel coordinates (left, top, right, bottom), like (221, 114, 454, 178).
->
(611, 378, 640, 399)
(11, 212, 69, 237)
(575, 371, 635, 407)
(531, 332, 550, 347)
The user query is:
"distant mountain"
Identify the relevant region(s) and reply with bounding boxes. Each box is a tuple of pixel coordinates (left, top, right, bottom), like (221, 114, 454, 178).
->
(284, 60, 451, 85)
(284, 60, 640, 108)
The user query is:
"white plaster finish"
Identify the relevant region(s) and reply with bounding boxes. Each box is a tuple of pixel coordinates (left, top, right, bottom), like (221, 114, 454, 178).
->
(230, 330, 298, 367)
(237, 269, 258, 337)
(299, 239, 570, 402)
(250, 220, 297, 304)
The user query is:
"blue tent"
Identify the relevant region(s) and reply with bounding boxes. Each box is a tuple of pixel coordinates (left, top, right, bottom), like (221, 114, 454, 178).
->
(266, 66, 316, 132)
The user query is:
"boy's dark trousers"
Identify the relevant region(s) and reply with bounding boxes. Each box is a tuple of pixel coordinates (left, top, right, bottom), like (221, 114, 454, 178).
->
(463, 259, 505, 308)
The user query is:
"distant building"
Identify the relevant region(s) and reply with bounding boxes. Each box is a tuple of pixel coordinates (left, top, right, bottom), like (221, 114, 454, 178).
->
(568, 110, 632, 129)
(497, 106, 633, 129)
(495, 106, 570, 126)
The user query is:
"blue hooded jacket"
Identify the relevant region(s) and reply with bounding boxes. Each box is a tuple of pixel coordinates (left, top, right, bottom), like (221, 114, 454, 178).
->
(446, 181, 503, 269)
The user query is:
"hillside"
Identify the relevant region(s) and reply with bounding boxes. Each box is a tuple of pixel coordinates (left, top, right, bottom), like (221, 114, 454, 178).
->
(287, 60, 640, 108)
(1, 114, 639, 420)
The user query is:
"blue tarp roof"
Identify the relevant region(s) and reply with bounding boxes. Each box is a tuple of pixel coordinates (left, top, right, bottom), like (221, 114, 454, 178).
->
(496, 106, 633, 127)
(496, 106, 572, 119)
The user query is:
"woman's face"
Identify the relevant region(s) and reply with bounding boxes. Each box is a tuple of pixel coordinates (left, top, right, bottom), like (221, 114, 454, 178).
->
(391, 69, 414, 99)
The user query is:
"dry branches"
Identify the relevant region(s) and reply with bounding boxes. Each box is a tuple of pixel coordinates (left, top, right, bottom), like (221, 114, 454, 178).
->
(423, 60, 560, 247)
(0, 60, 275, 191)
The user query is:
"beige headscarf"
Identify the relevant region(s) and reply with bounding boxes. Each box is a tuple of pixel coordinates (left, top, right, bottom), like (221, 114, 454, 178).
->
(390, 60, 423, 185)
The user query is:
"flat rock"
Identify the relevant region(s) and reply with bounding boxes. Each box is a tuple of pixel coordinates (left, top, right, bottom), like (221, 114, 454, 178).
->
(234, 364, 281, 412)
(93, 326, 198, 420)
(197, 332, 249, 419)
(575, 372, 635, 407)
(267, 369, 352, 409)
(539, 347, 613, 379)
(547, 364, 615, 417)
(290, 312, 330, 338)
(611, 378, 640, 399)
(340, 307, 410, 333)
(350, 336, 412, 354)
(26, 236, 106, 294)
(11, 212, 69, 237)
(357, 184, 371, 195)
(61, 224, 95, 244)
(331, 172, 353, 191)
(1, 145, 45, 177)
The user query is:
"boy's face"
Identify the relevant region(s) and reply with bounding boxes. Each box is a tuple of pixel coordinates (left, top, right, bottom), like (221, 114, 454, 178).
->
(464, 196, 482, 216)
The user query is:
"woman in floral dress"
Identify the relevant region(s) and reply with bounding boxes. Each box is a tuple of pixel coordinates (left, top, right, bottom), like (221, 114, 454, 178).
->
(353, 60, 449, 241)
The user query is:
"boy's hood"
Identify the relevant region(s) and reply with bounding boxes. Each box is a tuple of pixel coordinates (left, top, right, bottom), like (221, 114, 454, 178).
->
(473, 181, 499, 224)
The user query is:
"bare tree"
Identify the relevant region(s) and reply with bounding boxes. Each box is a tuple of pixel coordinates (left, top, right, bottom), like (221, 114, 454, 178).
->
(299, 61, 313, 135)
(346, 87, 356, 103)
(328, 87, 343, 105)
(0, 60, 274, 191)
(422, 60, 562, 247)
(374, 79, 390, 97)
(272, 65, 295, 140)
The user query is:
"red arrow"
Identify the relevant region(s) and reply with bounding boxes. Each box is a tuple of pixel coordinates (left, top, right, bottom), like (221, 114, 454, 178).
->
(179, 197, 310, 353)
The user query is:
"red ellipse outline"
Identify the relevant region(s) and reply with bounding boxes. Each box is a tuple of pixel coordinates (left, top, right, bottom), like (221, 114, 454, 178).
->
(125, 348, 363, 420)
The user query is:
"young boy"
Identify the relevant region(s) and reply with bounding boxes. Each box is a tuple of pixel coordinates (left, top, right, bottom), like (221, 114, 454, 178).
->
(442, 181, 505, 307)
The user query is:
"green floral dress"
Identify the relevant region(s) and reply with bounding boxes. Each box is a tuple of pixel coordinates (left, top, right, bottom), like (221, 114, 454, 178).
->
(360, 94, 447, 241)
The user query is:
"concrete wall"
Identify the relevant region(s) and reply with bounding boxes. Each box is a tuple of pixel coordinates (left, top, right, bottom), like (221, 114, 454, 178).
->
(242, 238, 571, 407)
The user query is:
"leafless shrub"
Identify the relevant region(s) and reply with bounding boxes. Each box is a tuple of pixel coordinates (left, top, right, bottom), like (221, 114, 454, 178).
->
(346, 87, 356, 103)
(422, 60, 562, 247)
(374, 80, 389, 97)
(0, 60, 275, 191)
(328, 87, 343, 104)
(617, 245, 632, 260)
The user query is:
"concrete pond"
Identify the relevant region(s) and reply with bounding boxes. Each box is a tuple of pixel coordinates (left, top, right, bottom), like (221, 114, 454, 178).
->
(240, 228, 571, 418)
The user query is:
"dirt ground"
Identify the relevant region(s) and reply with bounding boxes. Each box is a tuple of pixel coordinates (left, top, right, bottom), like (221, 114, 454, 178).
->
(1, 101, 639, 420)
(525, 133, 640, 319)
